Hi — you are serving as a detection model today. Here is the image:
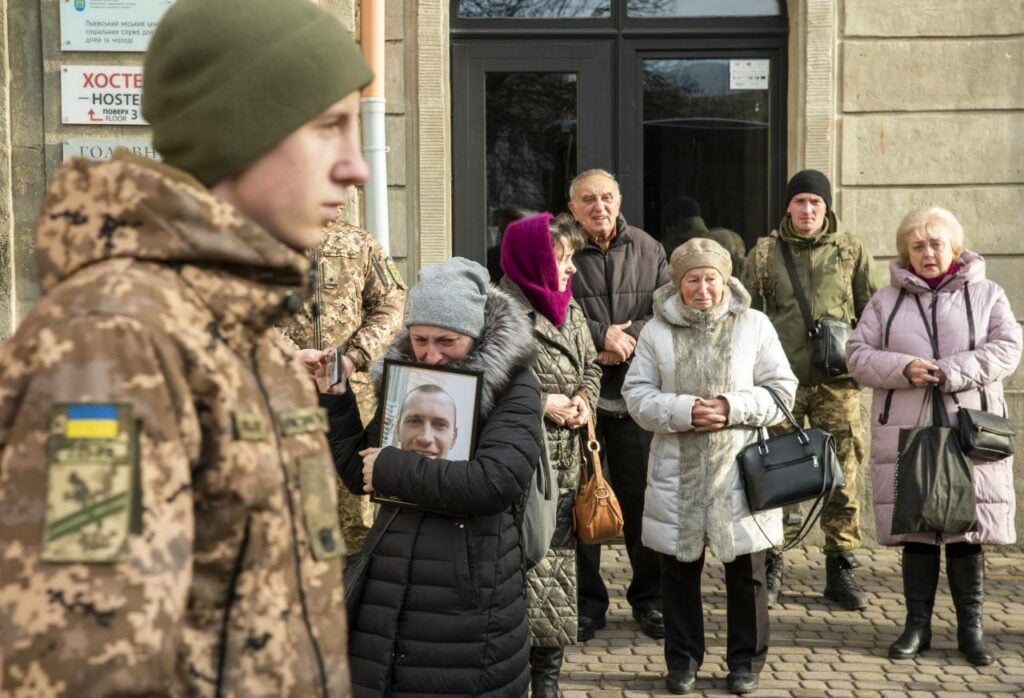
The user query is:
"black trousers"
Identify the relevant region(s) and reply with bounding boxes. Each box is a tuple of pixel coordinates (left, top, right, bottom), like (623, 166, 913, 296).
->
(661, 550, 769, 673)
(577, 411, 661, 620)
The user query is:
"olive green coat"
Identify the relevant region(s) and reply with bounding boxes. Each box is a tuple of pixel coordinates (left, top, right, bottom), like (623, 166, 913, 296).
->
(741, 212, 879, 386)
(499, 277, 601, 647)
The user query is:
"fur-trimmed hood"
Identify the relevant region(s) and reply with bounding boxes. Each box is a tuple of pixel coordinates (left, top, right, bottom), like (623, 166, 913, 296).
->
(652, 277, 751, 328)
(372, 285, 536, 420)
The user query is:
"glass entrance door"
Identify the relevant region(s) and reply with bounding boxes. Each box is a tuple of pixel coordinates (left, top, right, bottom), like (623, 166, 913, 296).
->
(619, 45, 785, 249)
(451, 42, 613, 265)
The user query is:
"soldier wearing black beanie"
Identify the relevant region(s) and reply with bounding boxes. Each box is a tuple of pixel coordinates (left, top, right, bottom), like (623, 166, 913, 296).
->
(741, 165, 880, 618)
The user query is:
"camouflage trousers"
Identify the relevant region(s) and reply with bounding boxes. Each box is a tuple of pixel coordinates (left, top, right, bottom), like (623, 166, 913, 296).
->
(336, 372, 378, 553)
(772, 380, 865, 553)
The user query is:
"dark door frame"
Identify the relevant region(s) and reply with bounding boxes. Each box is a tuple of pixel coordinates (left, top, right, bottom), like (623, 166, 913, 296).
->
(451, 40, 614, 262)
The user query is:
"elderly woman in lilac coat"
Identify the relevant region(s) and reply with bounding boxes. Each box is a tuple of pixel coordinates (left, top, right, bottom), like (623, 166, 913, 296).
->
(847, 206, 1022, 667)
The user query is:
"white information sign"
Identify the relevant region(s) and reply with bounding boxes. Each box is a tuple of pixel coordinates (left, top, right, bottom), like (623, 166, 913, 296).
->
(64, 138, 159, 162)
(60, 0, 173, 53)
(61, 64, 147, 125)
(729, 59, 770, 90)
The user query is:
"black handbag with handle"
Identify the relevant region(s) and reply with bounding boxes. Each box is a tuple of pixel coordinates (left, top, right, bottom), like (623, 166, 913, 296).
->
(951, 284, 1015, 462)
(737, 386, 845, 551)
(891, 384, 978, 535)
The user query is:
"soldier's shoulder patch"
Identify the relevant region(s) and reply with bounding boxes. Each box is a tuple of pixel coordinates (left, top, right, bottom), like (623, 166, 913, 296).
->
(277, 407, 328, 436)
(385, 257, 407, 290)
(319, 256, 341, 288)
(232, 410, 268, 441)
(44, 403, 137, 563)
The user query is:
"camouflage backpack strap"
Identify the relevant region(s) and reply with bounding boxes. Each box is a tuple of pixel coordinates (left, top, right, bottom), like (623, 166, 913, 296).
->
(753, 235, 778, 302)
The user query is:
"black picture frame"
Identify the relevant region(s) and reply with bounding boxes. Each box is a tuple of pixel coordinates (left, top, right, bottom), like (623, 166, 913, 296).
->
(371, 359, 483, 511)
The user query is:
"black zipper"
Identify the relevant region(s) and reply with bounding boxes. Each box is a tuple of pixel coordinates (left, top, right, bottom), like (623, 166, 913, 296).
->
(250, 347, 329, 698)
(215, 516, 252, 697)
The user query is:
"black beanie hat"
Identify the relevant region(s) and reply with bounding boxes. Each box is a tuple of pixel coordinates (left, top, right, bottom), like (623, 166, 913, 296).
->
(785, 169, 832, 211)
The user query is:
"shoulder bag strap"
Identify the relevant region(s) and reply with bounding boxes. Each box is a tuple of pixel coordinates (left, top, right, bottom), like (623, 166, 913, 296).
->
(961, 284, 989, 412)
(878, 289, 908, 426)
(312, 244, 323, 352)
(760, 384, 804, 435)
(582, 415, 603, 483)
(778, 240, 818, 338)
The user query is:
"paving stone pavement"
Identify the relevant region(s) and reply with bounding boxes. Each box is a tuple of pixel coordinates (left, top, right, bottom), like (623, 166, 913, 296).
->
(560, 543, 1024, 697)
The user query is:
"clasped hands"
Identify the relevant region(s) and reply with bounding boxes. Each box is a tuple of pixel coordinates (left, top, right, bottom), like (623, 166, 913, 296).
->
(597, 322, 635, 366)
(294, 348, 353, 395)
(545, 393, 591, 429)
(903, 358, 946, 388)
(691, 397, 730, 433)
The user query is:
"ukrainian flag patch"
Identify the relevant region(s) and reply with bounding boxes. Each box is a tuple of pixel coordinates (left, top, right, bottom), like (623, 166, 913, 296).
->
(44, 402, 138, 563)
(65, 404, 120, 439)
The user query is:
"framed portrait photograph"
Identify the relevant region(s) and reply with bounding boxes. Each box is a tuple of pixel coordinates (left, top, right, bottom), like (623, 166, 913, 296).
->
(372, 359, 483, 510)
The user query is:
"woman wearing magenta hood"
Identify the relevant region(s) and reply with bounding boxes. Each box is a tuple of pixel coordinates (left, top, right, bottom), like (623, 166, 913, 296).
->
(498, 213, 601, 696)
(847, 207, 1022, 666)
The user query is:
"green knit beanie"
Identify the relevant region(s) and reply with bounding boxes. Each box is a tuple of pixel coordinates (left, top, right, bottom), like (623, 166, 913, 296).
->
(143, 0, 373, 187)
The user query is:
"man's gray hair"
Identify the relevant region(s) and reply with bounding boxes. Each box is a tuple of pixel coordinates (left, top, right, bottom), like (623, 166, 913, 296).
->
(568, 168, 619, 200)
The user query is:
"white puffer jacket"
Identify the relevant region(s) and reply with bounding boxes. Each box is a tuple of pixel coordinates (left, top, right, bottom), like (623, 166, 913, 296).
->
(623, 279, 798, 562)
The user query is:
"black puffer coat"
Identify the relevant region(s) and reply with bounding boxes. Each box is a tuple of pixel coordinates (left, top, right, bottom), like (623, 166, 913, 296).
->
(328, 287, 543, 697)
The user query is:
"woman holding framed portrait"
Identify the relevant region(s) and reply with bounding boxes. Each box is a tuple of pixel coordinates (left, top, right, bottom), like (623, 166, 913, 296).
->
(324, 257, 544, 696)
(498, 212, 602, 696)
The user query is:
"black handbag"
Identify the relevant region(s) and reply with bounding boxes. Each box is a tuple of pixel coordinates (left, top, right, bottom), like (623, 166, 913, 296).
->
(344, 505, 399, 623)
(951, 284, 1015, 462)
(891, 384, 978, 535)
(956, 404, 1015, 462)
(779, 241, 853, 377)
(737, 386, 845, 550)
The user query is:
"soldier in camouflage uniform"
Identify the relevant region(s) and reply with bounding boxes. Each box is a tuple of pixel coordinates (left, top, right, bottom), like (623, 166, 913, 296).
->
(0, 1, 371, 695)
(278, 218, 405, 552)
(740, 170, 879, 612)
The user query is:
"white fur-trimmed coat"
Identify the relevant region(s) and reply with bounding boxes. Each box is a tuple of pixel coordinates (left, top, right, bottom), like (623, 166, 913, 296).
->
(623, 279, 798, 562)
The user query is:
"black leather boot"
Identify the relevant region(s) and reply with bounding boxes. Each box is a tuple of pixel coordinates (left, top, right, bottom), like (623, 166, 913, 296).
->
(889, 545, 939, 659)
(823, 552, 867, 611)
(947, 546, 993, 666)
(765, 549, 783, 608)
(530, 646, 564, 697)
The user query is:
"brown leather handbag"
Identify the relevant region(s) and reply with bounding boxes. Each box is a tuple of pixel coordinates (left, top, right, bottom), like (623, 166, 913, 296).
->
(573, 416, 624, 544)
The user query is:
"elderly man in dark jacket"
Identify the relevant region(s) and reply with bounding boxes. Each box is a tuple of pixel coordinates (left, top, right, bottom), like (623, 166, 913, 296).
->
(568, 169, 671, 641)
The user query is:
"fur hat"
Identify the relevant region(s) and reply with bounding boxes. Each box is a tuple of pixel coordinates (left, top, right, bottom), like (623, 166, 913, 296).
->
(404, 258, 490, 339)
(143, 0, 372, 186)
(669, 237, 733, 288)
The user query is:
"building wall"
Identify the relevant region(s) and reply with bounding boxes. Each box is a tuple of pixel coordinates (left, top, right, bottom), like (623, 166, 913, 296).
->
(0, 0, 416, 341)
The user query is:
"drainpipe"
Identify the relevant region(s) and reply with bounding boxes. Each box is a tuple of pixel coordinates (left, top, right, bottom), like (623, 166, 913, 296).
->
(360, 0, 389, 254)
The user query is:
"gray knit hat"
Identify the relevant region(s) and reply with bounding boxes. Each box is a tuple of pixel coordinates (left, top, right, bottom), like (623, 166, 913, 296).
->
(143, 0, 373, 186)
(405, 258, 490, 339)
(669, 237, 733, 288)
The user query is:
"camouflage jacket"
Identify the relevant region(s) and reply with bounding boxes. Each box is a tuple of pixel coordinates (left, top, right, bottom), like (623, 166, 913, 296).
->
(277, 219, 405, 372)
(0, 153, 351, 697)
(740, 211, 879, 385)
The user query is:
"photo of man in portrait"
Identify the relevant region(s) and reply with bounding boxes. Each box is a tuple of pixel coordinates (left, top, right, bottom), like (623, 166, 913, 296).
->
(396, 384, 459, 460)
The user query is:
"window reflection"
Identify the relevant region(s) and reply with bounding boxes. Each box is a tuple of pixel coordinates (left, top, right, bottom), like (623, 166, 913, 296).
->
(485, 72, 578, 276)
(628, 0, 780, 16)
(458, 0, 611, 18)
(643, 59, 770, 249)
